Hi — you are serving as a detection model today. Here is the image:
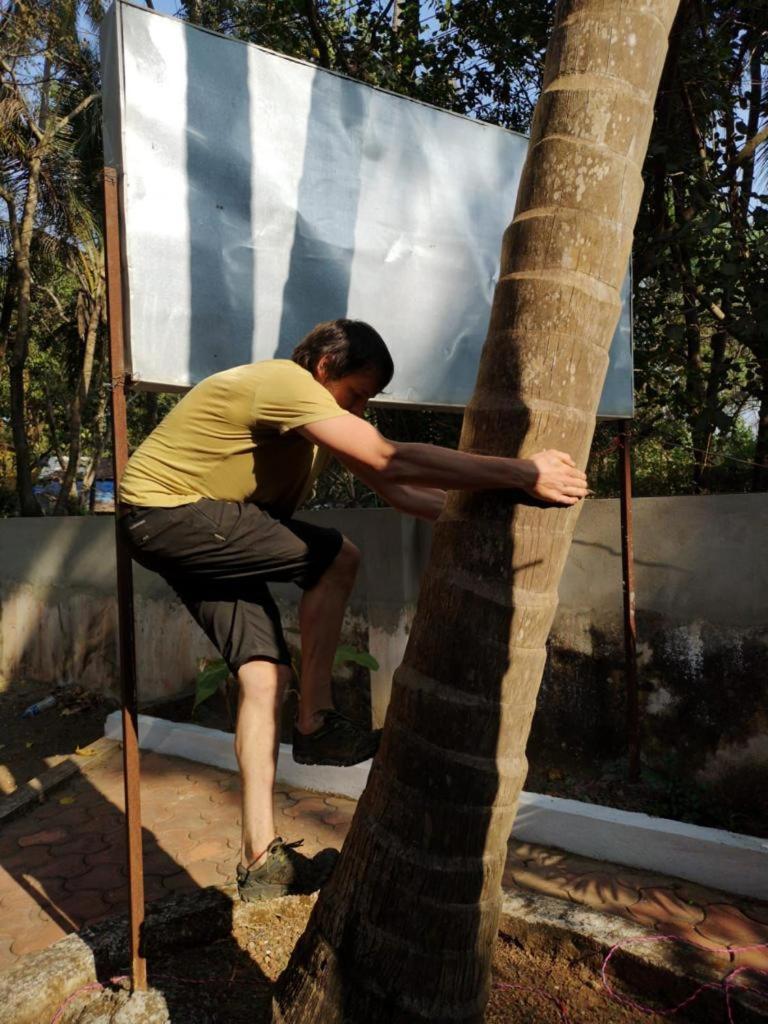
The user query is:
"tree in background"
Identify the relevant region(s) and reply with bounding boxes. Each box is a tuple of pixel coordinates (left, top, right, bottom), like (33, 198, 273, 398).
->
(178, 0, 555, 128)
(633, 0, 768, 491)
(0, 0, 103, 513)
(273, 1, 679, 1020)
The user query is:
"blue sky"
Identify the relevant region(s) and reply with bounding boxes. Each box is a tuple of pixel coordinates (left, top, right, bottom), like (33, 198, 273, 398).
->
(148, 1, 181, 16)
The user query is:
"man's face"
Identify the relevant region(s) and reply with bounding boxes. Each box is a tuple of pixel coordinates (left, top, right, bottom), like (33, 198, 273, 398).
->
(317, 363, 381, 417)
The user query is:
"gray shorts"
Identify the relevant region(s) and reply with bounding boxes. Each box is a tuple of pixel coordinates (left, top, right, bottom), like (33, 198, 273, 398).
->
(117, 499, 343, 672)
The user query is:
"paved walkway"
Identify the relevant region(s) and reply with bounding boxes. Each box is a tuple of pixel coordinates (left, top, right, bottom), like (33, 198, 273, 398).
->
(1, 741, 767, 980)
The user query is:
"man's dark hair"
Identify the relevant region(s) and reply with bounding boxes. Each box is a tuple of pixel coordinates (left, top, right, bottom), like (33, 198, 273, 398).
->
(292, 319, 394, 391)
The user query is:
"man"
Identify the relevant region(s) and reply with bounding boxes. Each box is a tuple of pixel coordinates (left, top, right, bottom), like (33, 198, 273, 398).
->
(118, 319, 587, 902)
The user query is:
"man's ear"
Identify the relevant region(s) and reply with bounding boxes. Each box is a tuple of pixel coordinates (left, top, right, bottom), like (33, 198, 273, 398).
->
(315, 354, 331, 383)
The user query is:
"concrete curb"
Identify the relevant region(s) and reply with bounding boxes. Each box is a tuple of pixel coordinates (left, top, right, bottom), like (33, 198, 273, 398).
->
(499, 890, 766, 1022)
(0, 885, 239, 1024)
(105, 712, 768, 901)
(0, 737, 118, 826)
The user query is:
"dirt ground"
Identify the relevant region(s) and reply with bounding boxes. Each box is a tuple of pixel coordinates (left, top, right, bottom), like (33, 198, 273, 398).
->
(53, 895, 727, 1024)
(488, 934, 688, 1024)
(0, 684, 113, 795)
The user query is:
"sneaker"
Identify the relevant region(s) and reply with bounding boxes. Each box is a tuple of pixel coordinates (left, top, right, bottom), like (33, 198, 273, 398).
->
(236, 837, 338, 903)
(293, 709, 382, 767)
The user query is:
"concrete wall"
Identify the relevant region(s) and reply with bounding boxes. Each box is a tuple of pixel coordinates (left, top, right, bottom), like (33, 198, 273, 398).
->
(536, 495, 768, 791)
(1, 496, 766, 789)
(0, 510, 424, 713)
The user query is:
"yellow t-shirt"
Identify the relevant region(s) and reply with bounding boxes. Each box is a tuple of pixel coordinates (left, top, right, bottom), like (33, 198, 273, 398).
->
(119, 360, 349, 518)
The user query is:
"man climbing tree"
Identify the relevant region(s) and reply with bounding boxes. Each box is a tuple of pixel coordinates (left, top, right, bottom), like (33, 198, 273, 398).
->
(118, 318, 586, 902)
(274, 0, 681, 1021)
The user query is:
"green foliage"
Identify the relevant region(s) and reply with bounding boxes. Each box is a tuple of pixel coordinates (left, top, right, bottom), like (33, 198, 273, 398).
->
(179, 1, 554, 131)
(632, 1, 768, 490)
(333, 645, 380, 672)
(587, 419, 758, 498)
(193, 658, 231, 713)
(1, 1, 109, 514)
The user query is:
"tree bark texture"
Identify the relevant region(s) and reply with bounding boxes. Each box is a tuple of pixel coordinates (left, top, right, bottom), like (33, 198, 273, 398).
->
(276, 2, 680, 1021)
(54, 289, 104, 514)
(7, 151, 44, 516)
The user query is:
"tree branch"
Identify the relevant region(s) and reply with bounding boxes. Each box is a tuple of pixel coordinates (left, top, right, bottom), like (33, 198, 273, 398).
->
(731, 123, 768, 169)
(303, 0, 331, 68)
(33, 282, 67, 322)
(55, 91, 98, 130)
(678, 74, 708, 174)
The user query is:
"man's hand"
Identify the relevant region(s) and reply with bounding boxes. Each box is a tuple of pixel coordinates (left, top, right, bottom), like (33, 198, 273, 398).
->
(522, 450, 588, 506)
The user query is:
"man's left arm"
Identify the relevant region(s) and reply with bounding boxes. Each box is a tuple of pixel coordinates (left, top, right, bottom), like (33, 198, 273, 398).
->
(358, 473, 446, 521)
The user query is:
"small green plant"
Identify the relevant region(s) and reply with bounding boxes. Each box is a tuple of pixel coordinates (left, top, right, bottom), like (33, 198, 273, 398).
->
(193, 643, 380, 716)
(333, 644, 379, 671)
(193, 658, 231, 713)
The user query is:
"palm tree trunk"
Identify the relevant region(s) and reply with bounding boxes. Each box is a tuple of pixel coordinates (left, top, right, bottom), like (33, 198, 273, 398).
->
(8, 151, 44, 517)
(5, 54, 51, 517)
(80, 333, 109, 513)
(53, 291, 103, 514)
(276, 1, 680, 1021)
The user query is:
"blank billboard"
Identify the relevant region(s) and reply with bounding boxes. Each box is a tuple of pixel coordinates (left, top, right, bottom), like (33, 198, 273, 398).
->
(101, 1, 633, 417)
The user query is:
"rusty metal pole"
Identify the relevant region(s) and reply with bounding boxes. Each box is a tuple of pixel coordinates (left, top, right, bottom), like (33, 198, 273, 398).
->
(618, 420, 640, 783)
(103, 167, 147, 991)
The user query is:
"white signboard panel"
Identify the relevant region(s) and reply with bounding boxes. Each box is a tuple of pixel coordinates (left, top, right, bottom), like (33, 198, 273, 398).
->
(101, 1, 633, 417)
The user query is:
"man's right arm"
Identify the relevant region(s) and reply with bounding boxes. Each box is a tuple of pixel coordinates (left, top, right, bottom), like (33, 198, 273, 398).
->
(298, 415, 588, 506)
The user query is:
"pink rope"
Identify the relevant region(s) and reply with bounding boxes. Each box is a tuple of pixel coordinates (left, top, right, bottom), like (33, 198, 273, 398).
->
(601, 933, 768, 1021)
(50, 976, 129, 1024)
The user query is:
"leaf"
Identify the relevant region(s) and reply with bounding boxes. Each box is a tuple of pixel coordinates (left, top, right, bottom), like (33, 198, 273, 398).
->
(59, 796, 76, 805)
(193, 658, 229, 711)
(697, 209, 722, 233)
(25, 741, 33, 749)
(333, 645, 380, 671)
(75, 745, 98, 757)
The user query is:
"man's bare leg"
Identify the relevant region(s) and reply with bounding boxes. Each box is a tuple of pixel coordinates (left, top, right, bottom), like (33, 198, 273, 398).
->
(296, 538, 360, 734)
(235, 659, 292, 866)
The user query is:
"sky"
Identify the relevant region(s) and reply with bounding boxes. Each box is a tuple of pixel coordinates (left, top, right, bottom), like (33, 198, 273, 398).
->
(147, 1, 181, 16)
